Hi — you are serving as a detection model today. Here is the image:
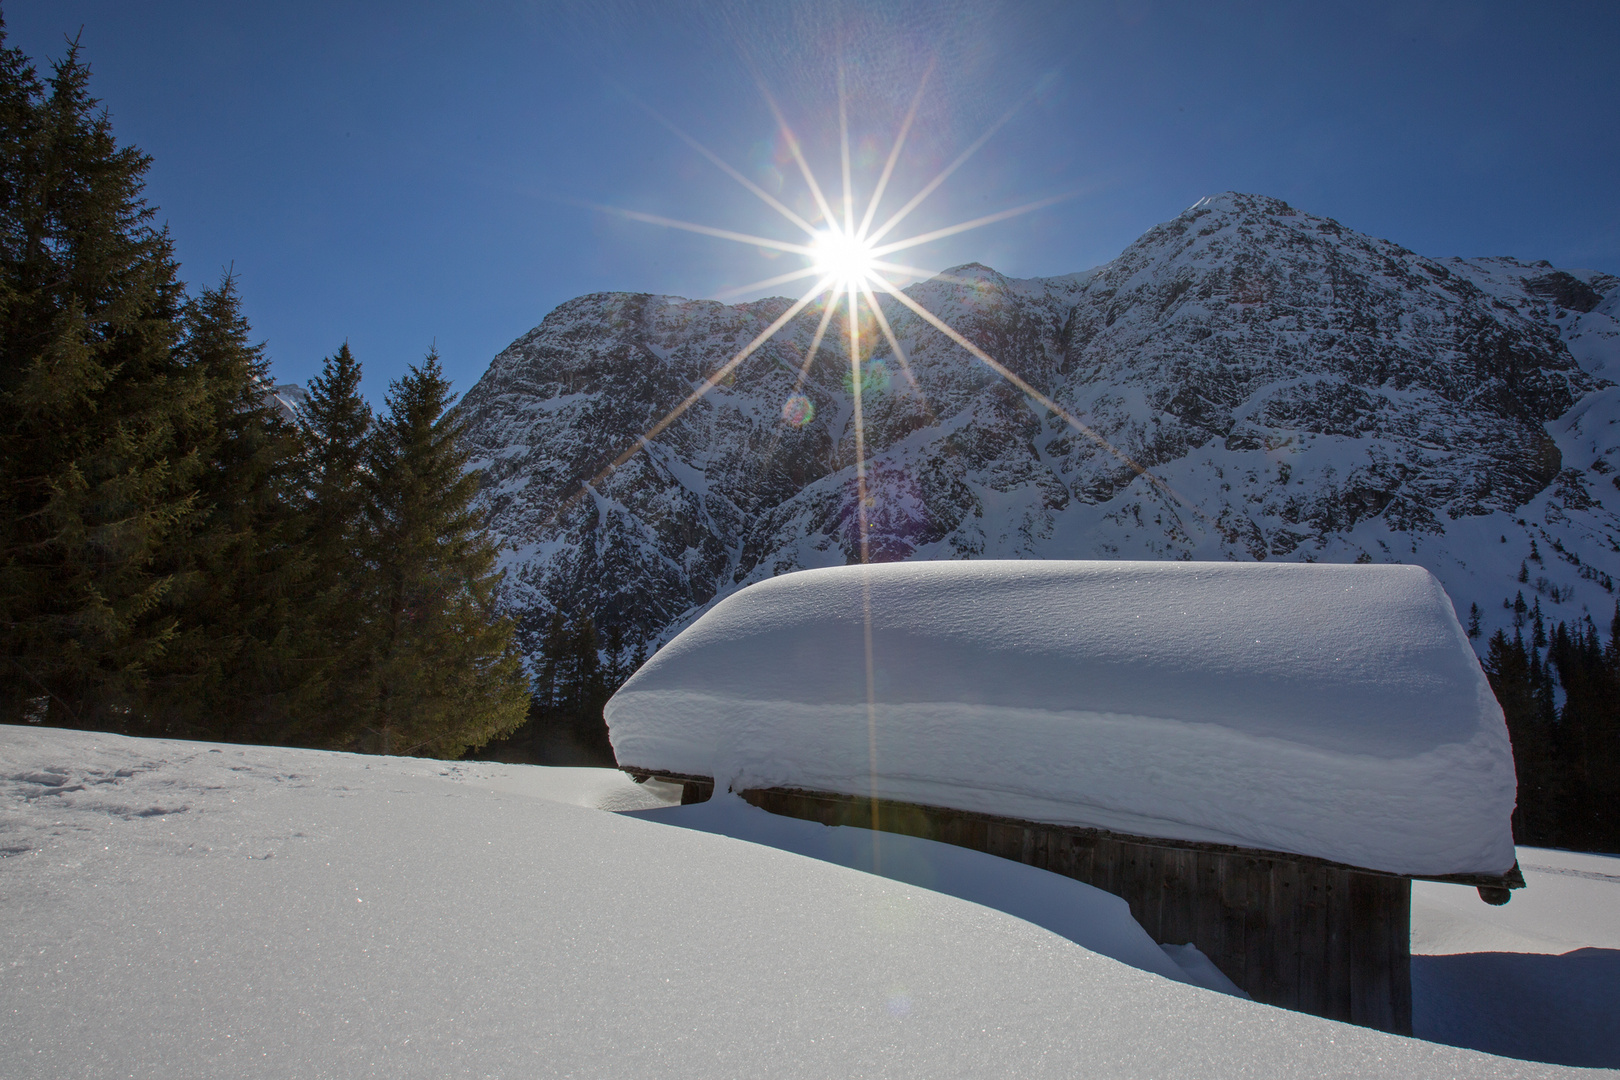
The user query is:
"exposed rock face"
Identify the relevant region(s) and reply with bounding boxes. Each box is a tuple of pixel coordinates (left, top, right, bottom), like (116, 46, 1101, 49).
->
(263, 382, 310, 425)
(458, 192, 1620, 656)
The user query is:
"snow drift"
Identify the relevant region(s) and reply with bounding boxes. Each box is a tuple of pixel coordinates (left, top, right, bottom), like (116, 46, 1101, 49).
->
(3, 725, 1594, 1077)
(606, 560, 1517, 877)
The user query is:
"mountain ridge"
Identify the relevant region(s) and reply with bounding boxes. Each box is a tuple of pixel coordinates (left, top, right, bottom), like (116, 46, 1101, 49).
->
(457, 191, 1620, 659)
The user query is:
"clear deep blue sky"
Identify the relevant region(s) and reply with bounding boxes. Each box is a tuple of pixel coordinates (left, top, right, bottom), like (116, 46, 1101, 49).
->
(9, 1, 1619, 402)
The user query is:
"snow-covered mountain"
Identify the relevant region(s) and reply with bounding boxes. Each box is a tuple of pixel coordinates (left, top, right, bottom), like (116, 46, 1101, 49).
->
(459, 192, 1620, 655)
(262, 382, 309, 425)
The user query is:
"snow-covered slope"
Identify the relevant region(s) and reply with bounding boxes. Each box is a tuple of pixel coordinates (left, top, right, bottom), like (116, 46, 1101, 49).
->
(1412, 848, 1620, 1069)
(459, 192, 1620, 657)
(625, 791, 1246, 995)
(606, 560, 1516, 876)
(263, 381, 309, 425)
(2, 725, 1609, 1076)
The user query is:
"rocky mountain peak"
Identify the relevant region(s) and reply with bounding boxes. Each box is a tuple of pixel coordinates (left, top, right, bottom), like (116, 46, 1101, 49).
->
(458, 193, 1620, 659)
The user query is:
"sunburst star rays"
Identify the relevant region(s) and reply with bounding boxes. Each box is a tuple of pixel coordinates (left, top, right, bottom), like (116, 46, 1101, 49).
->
(563, 70, 1195, 847)
(568, 70, 1191, 554)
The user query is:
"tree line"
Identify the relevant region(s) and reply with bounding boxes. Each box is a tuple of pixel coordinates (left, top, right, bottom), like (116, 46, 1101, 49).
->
(469, 610, 647, 767)
(0, 24, 528, 756)
(1481, 593, 1620, 852)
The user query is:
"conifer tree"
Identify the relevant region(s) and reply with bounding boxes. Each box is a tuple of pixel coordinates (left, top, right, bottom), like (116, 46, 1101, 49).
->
(533, 610, 567, 713)
(1545, 609, 1620, 850)
(0, 27, 199, 727)
(519, 609, 616, 763)
(349, 350, 528, 757)
(299, 343, 371, 547)
(566, 614, 601, 718)
(1484, 628, 1560, 843)
(143, 276, 310, 740)
(604, 624, 626, 688)
(293, 342, 374, 744)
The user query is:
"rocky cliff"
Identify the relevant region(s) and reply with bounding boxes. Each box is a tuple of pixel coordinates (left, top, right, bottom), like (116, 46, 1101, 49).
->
(459, 192, 1620, 656)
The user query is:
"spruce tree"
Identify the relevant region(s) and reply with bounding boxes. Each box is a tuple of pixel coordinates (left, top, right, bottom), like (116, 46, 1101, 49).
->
(299, 343, 371, 544)
(0, 27, 199, 727)
(350, 350, 528, 757)
(143, 276, 311, 740)
(604, 623, 626, 688)
(1546, 612, 1620, 850)
(293, 342, 374, 745)
(533, 609, 567, 713)
(566, 614, 601, 720)
(1484, 628, 1558, 843)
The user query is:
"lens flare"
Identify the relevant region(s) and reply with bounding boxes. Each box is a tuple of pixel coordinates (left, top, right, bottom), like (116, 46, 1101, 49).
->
(810, 227, 878, 288)
(782, 393, 815, 427)
(572, 66, 1203, 859)
(842, 357, 890, 397)
(574, 64, 1191, 565)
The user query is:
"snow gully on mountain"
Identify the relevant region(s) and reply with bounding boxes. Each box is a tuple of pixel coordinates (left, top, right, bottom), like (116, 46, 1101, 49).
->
(459, 192, 1618, 663)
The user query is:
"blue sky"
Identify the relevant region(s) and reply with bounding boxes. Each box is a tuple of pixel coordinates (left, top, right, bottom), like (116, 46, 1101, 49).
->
(9, 1, 1619, 402)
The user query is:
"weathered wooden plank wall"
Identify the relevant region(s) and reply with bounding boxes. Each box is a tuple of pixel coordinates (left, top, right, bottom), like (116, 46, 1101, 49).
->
(739, 786, 1412, 1034)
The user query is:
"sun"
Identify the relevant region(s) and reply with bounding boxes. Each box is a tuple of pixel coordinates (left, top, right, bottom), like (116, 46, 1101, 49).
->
(810, 226, 878, 288)
(571, 75, 1193, 833)
(578, 68, 1181, 568)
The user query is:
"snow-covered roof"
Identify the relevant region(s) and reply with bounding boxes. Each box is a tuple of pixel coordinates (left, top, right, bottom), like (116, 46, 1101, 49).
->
(606, 560, 1517, 877)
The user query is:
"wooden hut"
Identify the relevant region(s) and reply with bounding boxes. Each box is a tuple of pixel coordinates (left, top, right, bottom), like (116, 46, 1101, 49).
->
(608, 561, 1524, 1035)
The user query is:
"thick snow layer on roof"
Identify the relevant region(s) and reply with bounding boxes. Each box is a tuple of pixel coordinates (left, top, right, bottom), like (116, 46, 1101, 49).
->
(0, 726, 1593, 1077)
(606, 560, 1517, 877)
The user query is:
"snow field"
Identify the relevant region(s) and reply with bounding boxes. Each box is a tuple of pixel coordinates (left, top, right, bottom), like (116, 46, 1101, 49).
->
(624, 791, 1246, 995)
(0, 726, 1590, 1079)
(1411, 850, 1620, 1069)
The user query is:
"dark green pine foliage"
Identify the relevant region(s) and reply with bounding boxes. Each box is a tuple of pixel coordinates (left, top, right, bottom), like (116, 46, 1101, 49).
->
(1485, 603, 1620, 852)
(299, 344, 370, 540)
(352, 351, 528, 757)
(564, 614, 602, 720)
(144, 276, 311, 740)
(293, 342, 374, 746)
(531, 610, 567, 714)
(529, 611, 610, 760)
(1544, 611, 1620, 850)
(603, 624, 626, 688)
(0, 28, 200, 727)
(470, 609, 643, 768)
(561, 614, 613, 759)
(1484, 628, 1564, 845)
